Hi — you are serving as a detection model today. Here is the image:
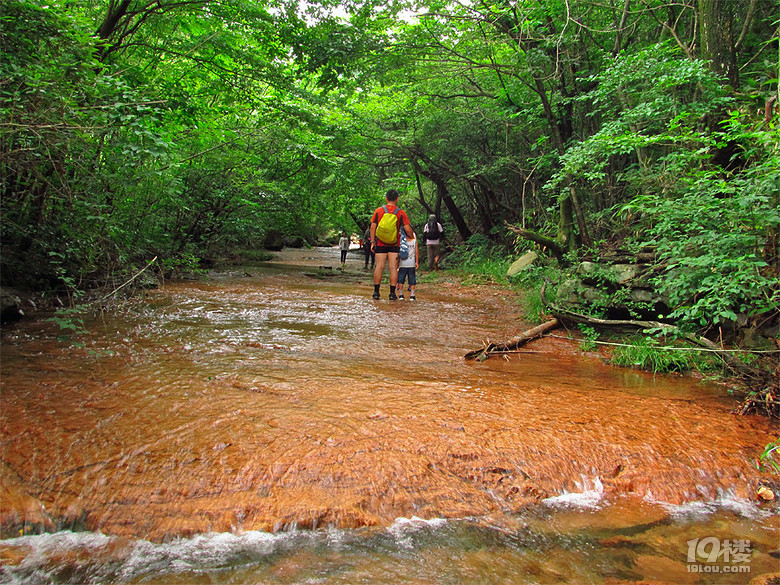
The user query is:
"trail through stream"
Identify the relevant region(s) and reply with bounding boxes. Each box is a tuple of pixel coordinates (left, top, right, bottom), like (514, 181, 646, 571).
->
(1, 247, 777, 584)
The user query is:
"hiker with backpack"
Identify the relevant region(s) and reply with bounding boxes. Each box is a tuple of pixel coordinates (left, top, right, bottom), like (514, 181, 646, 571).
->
(423, 214, 444, 270)
(369, 189, 413, 300)
(396, 227, 419, 300)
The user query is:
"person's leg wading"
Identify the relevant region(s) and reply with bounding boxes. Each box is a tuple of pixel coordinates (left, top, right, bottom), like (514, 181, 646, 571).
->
(373, 252, 387, 299)
(387, 252, 399, 300)
(397, 268, 408, 299)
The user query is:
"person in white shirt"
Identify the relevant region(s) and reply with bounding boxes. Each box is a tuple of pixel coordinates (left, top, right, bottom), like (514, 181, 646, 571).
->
(338, 232, 350, 268)
(396, 229, 419, 300)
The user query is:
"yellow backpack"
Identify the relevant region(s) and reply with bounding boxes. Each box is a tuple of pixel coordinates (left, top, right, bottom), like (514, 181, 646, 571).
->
(375, 206, 399, 244)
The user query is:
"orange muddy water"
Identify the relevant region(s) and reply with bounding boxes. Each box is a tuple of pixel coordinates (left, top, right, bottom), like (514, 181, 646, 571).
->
(1, 247, 777, 584)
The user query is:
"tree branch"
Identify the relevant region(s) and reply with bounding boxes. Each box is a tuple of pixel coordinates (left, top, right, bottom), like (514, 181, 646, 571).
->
(735, 0, 758, 53)
(505, 222, 565, 260)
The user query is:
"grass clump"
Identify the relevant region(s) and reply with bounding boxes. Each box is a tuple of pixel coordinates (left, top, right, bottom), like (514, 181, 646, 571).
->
(609, 336, 722, 373)
(509, 263, 560, 323)
(446, 234, 511, 284)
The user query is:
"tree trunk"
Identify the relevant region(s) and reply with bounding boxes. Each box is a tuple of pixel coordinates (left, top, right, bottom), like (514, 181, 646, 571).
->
(98, 0, 133, 41)
(505, 222, 566, 261)
(698, 0, 739, 87)
(612, 0, 632, 56)
(348, 211, 367, 233)
(413, 166, 432, 216)
(532, 75, 589, 250)
(469, 180, 497, 236)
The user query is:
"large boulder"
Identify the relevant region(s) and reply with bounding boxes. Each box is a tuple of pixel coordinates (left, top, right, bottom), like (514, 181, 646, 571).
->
(0, 288, 22, 323)
(556, 261, 669, 319)
(263, 230, 285, 251)
(282, 236, 305, 248)
(576, 261, 639, 284)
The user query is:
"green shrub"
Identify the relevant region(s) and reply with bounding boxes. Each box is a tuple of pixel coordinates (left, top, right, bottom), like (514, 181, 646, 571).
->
(578, 325, 599, 352)
(239, 249, 275, 263)
(508, 262, 559, 323)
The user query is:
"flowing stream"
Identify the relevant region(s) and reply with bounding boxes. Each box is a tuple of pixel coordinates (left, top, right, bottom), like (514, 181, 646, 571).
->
(1, 247, 777, 584)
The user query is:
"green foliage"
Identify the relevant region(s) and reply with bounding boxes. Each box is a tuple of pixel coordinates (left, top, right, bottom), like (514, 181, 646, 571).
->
(554, 43, 731, 190)
(0, 0, 176, 289)
(631, 111, 780, 329)
(0, 0, 357, 293)
(757, 439, 780, 474)
(160, 251, 204, 277)
(548, 42, 779, 331)
(578, 325, 599, 352)
(48, 307, 87, 346)
(610, 337, 696, 373)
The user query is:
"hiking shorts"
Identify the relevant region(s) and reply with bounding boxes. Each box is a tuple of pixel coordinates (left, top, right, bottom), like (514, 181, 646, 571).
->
(398, 267, 416, 286)
(374, 243, 400, 254)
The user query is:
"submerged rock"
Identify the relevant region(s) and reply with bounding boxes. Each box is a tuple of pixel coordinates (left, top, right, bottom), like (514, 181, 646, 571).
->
(0, 465, 54, 537)
(749, 573, 780, 585)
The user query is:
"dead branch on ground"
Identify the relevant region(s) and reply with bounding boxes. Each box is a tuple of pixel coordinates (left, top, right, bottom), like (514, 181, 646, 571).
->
(465, 318, 560, 361)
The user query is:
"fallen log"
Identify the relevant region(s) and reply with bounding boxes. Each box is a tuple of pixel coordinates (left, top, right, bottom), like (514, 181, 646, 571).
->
(465, 318, 560, 361)
(550, 307, 673, 332)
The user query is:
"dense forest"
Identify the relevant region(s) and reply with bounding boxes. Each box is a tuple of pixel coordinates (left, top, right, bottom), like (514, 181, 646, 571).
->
(1, 0, 778, 346)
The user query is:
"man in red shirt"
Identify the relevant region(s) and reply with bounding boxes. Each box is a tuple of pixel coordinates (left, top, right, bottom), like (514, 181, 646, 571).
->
(370, 189, 413, 300)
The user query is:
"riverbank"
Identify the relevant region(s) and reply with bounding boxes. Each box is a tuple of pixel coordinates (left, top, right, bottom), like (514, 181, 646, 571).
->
(432, 246, 780, 420)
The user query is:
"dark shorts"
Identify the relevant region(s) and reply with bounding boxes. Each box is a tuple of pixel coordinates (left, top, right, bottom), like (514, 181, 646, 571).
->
(375, 243, 400, 254)
(398, 267, 416, 285)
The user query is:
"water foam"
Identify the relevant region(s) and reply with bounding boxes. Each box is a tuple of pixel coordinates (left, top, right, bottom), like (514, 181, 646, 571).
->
(388, 516, 449, 550)
(647, 488, 778, 521)
(0, 521, 457, 584)
(0, 529, 311, 585)
(542, 476, 605, 509)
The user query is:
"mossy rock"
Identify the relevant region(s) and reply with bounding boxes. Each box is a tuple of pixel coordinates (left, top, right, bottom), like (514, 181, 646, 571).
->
(507, 251, 538, 278)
